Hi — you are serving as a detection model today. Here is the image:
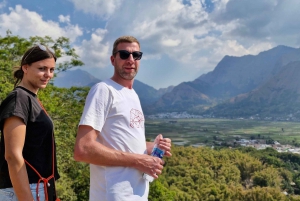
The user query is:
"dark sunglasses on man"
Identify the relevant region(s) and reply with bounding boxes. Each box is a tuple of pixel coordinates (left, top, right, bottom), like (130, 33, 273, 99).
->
(114, 50, 143, 60)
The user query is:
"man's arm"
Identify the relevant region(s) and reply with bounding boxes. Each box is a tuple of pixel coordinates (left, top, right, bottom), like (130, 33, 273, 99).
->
(73, 125, 164, 178)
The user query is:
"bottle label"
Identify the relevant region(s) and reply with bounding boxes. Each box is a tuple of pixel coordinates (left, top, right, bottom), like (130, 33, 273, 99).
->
(152, 147, 164, 158)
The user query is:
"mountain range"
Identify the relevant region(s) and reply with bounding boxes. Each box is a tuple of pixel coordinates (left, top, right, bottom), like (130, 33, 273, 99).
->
(54, 45, 300, 118)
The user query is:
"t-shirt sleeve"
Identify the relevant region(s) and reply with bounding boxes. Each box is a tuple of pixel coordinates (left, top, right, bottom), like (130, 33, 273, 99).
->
(0, 90, 31, 125)
(79, 83, 112, 132)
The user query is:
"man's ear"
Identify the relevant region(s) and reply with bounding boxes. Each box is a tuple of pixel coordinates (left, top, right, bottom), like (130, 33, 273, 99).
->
(110, 55, 115, 65)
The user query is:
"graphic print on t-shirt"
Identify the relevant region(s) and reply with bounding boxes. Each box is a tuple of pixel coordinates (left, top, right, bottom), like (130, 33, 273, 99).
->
(130, 108, 144, 128)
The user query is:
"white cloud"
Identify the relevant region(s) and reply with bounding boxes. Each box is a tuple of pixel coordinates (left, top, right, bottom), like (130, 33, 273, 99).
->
(58, 15, 70, 23)
(69, 0, 122, 19)
(162, 38, 181, 47)
(211, 0, 300, 46)
(0, 5, 82, 42)
(0, 0, 6, 9)
(75, 28, 110, 68)
(104, 1, 210, 54)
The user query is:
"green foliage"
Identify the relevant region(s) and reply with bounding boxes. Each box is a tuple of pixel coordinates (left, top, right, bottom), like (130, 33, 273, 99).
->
(0, 59, 14, 101)
(39, 86, 90, 200)
(242, 187, 288, 201)
(148, 146, 300, 200)
(0, 30, 84, 76)
(149, 180, 176, 201)
(252, 167, 281, 188)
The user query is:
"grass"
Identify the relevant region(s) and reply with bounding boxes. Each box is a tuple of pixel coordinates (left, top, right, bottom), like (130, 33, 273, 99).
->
(145, 118, 300, 146)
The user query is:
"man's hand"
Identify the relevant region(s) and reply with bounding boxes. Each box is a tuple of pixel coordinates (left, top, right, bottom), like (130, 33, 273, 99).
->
(134, 154, 164, 179)
(157, 136, 172, 157)
(140, 134, 172, 179)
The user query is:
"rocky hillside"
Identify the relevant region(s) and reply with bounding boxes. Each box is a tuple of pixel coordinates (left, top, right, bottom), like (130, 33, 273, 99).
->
(206, 61, 300, 117)
(146, 45, 300, 115)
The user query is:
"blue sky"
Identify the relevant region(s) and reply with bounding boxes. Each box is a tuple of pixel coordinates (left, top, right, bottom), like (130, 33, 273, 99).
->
(1, 0, 300, 89)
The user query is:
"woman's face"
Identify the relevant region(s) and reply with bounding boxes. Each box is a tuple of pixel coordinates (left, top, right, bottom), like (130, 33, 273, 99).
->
(22, 58, 56, 94)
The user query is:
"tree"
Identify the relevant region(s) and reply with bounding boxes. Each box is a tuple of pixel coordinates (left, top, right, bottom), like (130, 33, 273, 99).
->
(0, 30, 84, 80)
(252, 167, 281, 188)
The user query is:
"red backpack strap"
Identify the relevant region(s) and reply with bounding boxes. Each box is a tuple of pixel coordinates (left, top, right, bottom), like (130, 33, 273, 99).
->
(24, 159, 55, 200)
(23, 99, 59, 201)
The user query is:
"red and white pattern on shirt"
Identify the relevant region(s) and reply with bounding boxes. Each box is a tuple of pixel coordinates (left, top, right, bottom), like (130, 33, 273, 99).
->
(130, 108, 144, 128)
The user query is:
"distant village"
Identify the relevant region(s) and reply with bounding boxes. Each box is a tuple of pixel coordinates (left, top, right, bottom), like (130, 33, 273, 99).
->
(146, 111, 300, 121)
(232, 139, 300, 155)
(146, 112, 300, 155)
(147, 112, 203, 119)
(179, 137, 300, 155)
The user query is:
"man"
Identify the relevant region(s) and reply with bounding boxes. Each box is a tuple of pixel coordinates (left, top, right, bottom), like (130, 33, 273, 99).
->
(73, 36, 172, 201)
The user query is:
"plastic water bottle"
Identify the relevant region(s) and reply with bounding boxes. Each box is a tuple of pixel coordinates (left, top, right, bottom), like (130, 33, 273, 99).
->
(143, 135, 165, 182)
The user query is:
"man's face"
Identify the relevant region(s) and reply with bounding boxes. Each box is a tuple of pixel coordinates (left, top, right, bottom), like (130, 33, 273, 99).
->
(111, 42, 141, 80)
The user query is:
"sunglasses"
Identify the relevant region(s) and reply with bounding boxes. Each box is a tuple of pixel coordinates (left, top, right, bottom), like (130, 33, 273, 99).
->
(24, 44, 55, 62)
(114, 50, 143, 60)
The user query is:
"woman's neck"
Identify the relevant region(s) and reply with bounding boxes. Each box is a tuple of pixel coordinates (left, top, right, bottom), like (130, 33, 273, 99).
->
(18, 82, 39, 94)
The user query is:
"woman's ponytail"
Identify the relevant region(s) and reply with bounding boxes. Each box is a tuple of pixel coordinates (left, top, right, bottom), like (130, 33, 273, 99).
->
(13, 67, 24, 88)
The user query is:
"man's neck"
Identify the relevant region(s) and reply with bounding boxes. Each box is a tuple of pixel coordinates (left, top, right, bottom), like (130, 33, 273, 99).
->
(111, 76, 134, 89)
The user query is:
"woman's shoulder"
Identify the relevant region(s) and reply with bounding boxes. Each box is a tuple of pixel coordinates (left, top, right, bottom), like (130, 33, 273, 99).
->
(0, 89, 24, 120)
(1, 87, 35, 106)
(1, 89, 17, 104)
(0, 87, 37, 123)
(11, 87, 36, 102)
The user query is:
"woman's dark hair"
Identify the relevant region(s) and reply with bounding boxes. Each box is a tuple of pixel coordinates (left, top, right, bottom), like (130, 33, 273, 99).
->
(13, 45, 57, 87)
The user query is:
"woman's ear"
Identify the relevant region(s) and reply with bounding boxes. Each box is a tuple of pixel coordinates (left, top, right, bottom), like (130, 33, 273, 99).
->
(21, 65, 28, 73)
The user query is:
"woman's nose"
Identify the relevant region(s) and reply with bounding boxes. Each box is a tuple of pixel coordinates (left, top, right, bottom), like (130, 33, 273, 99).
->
(44, 69, 53, 78)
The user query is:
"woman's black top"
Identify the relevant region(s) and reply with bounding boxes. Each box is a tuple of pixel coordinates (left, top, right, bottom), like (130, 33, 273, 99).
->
(0, 86, 59, 188)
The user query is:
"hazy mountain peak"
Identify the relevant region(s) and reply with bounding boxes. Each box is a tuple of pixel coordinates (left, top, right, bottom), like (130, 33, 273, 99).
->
(54, 69, 101, 88)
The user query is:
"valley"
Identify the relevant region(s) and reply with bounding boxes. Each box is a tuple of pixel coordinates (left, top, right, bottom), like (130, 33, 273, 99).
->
(145, 118, 300, 152)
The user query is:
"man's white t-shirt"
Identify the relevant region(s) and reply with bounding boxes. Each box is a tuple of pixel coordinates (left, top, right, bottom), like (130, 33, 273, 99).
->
(79, 79, 149, 201)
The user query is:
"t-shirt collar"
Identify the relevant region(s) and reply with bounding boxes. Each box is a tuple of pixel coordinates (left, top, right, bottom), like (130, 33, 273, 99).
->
(16, 86, 37, 97)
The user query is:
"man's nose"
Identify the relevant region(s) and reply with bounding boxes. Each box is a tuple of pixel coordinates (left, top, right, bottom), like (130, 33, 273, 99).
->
(126, 54, 135, 63)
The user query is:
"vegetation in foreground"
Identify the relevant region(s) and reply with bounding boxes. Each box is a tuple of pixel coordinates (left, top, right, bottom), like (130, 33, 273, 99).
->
(150, 146, 300, 201)
(1, 32, 300, 200)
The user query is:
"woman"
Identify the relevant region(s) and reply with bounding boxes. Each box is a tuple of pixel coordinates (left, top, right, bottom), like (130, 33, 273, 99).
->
(0, 45, 60, 201)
